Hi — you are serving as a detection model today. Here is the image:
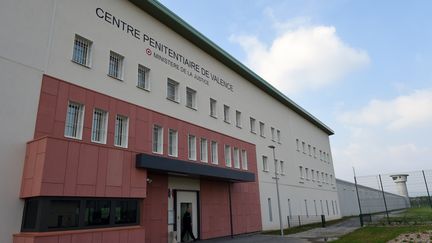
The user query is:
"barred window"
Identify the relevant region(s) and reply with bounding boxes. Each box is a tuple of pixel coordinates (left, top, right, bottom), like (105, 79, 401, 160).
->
(152, 125, 163, 154)
(64, 102, 84, 139)
(224, 145, 232, 167)
(188, 135, 197, 160)
(167, 79, 179, 102)
(114, 115, 128, 148)
(186, 87, 197, 109)
(211, 141, 218, 164)
(72, 35, 92, 66)
(137, 64, 150, 90)
(168, 129, 178, 157)
(108, 51, 124, 80)
(233, 147, 240, 169)
(200, 138, 208, 162)
(91, 109, 108, 144)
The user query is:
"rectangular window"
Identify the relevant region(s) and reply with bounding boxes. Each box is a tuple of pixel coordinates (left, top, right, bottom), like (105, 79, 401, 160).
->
(280, 161, 284, 175)
(326, 200, 330, 215)
(262, 156, 268, 172)
(72, 35, 92, 67)
(188, 135, 197, 160)
(200, 138, 208, 162)
(167, 79, 179, 102)
(326, 173, 329, 184)
(296, 139, 300, 151)
(332, 200, 335, 215)
(114, 115, 128, 148)
(241, 149, 248, 170)
(271, 127, 275, 141)
(305, 168, 309, 180)
(108, 51, 124, 80)
(327, 153, 331, 163)
(305, 199, 309, 217)
(211, 141, 218, 164)
(224, 145, 232, 167)
(152, 125, 163, 154)
(311, 169, 315, 180)
(299, 166, 304, 179)
(91, 109, 108, 144)
(277, 130, 281, 143)
(259, 122, 265, 137)
(317, 171, 320, 182)
(186, 87, 197, 109)
(47, 200, 80, 229)
(323, 152, 326, 162)
(223, 105, 230, 123)
(314, 200, 318, 216)
(308, 144, 312, 156)
(313, 147, 317, 158)
(114, 200, 138, 225)
(137, 64, 150, 90)
(330, 174, 334, 185)
(210, 98, 217, 117)
(268, 198, 273, 222)
(233, 147, 240, 169)
(64, 102, 84, 139)
(250, 117, 256, 133)
(85, 200, 111, 226)
(302, 142, 306, 154)
(322, 172, 325, 183)
(168, 129, 178, 157)
(288, 199, 292, 217)
(235, 110, 242, 127)
(319, 150, 322, 160)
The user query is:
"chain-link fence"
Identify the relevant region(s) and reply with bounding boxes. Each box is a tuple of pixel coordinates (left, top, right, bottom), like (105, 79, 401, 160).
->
(352, 170, 432, 225)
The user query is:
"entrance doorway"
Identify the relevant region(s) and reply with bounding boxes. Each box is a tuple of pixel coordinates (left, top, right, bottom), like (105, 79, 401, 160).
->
(176, 191, 199, 242)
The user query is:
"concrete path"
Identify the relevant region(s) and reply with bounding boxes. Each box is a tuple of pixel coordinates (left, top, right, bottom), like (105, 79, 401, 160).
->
(199, 234, 310, 243)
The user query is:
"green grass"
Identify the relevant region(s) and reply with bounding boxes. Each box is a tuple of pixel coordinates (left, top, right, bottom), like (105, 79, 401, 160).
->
(263, 217, 349, 235)
(333, 226, 432, 243)
(377, 207, 432, 225)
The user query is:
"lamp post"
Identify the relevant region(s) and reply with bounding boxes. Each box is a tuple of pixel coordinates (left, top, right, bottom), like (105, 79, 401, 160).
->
(268, 145, 283, 236)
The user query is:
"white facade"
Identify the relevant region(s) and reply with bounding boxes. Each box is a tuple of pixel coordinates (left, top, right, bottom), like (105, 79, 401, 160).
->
(0, 0, 339, 241)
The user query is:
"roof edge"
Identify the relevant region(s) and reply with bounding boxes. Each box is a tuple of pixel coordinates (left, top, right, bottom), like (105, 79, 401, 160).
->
(128, 0, 334, 135)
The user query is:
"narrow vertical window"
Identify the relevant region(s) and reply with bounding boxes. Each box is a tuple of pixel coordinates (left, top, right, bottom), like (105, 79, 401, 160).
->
(137, 64, 150, 90)
(302, 142, 306, 154)
(277, 130, 281, 143)
(152, 125, 163, 154)
(323, 152, 327, 162)
(114, 115, 129, 148)
(91, 109, 108, 144)
(186, 87, 197, 109)
(224, 145, 231, 167)
(311, 169, 315, 181)
(211, 141, 218, 164)
(308, 145, 312, 156)
(64, 102, 84, 139)
(188, 135, 197, 160)
(167, 79, 179, 102)
(72, 35, 92, 67)
(271, 127, 275, 141)
(326, 200, 330, 215)
(233, 147, 240, 169)
(313, 147, 317, 158)
(235, 110, 242, 128)
(317, 171, 320, 182)
(108, 51, 124, 80)
(223, 105, 230, 123)
(200, 138, 208, 162)
(319, 150, 322, 160)
(250, 117, 256, 133)
(168, 129, 178, 157)
(262, 156, 268, 172)
(241, 149, 248, 170)
(305, 168, 309, 180)
(268, 198, 273, 222)
(305, 200, 309, 217)
(296, 139, 300, 151)
(299, 166, 304, 179)
(259, 122, 265, 137)
(320, 200, 324, 215)
(314, 200, 318, 216)
(210, 98, 217, 117)
(332, 201, 335, 215)
(330, 175, 334, 185)
(288, 199, 292, 217)
(280, 161, 284, 175)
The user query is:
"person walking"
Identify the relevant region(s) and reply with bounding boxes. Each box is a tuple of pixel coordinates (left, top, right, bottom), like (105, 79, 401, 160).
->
(181, 207, 197, 242)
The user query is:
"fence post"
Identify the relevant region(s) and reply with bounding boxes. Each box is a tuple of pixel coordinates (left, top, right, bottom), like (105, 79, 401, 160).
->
(354, 170, 364, 226)
(379, 174, 390, 224)
(321, 214, 326, 228)
(298, 215, 301, 226)
(287, 216, 290, 228)
(422, 170, 432, 209)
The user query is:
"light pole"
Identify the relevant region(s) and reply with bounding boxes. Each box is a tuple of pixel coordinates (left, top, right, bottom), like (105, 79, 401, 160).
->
(268, 145, 283, 236)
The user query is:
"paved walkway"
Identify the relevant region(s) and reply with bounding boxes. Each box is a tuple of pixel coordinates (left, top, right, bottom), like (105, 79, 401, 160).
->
(200, 234, 310, 243)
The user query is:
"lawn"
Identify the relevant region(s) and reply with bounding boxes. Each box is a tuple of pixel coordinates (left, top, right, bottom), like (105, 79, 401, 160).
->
(333, 226, 432, 243)
(387, 207, 432, 224)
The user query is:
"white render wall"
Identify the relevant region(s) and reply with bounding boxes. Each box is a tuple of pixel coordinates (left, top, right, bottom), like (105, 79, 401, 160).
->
(0, 0, 340, 239)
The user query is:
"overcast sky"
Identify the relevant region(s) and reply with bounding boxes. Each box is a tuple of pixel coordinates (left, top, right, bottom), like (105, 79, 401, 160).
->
(158, 0, 432, 181)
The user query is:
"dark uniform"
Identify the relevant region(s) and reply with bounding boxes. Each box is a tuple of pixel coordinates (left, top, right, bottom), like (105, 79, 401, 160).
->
(181, 210, 197, 242)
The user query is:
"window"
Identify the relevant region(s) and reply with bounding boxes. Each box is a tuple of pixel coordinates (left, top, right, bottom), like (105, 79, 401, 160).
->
(167, 79, 179, 102)
(64, 102, 84, 139)
(296, 139, 300, 151)
(271, 127, 275, 141)
(319, 150, 322, 160)
(320, 200, 324, 215)
(313, 147, 317, 158)
(47, 200, 80, 229)
(316, 171, 320, 182)
(224, 145, 232, 167)
(168, 129, 178, 157)
(211, 141, 218, 164)
(299, 166, 304, 179)
(235, 110, 242, 127)
(137, 64, 150, 90)
(288, 199, 292, 217)
(91, 109, 108, 144)
(268, 198, 273, 222)
(327, 153, 331, 163)
(188, 135, 197, 160)
(114, 115, 128, 148)
(259, 122, 265, 137)
(314, 200, 318, 216)
(233, 147, 240, 169)
(72, 35, 92, 67)
(330, 174, 334, 185)
(326, 200, 330, 215)
(311, 169, 315, 181)
(326, 173, 329, 184)
(200, 138, 208, 162)
(280, 161, 284, 175)
(152, 125, 163, 154)
(250, 117, 256, 133)
(108, 51, 124, 80)
(114, 200, 138, 225)
(85, 200, 111, 226)
(332, 201, 335, 215)
(210, 98, 217, 117)
(308, 145, 312, 156)
(241, 149, 248, 170)
(305, 168, 309, 180)
(186, 87, 197, 109)
(302, 142, 306, 154)
(262, 156, 268, 172)
(323, 152, 326, 162)
(277, 130, 281, 143)
(305, 200, 309, 217)
(223, 105, 230, 123)
(322, 172, 325, 183)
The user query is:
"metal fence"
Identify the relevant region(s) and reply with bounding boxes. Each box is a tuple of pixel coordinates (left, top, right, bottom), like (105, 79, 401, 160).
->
(286, 214, 325, 228)
(353, 169, 432, 225)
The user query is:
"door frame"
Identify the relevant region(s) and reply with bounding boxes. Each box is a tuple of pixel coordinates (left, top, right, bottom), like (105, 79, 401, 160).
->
(173, 189, 200, 240)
